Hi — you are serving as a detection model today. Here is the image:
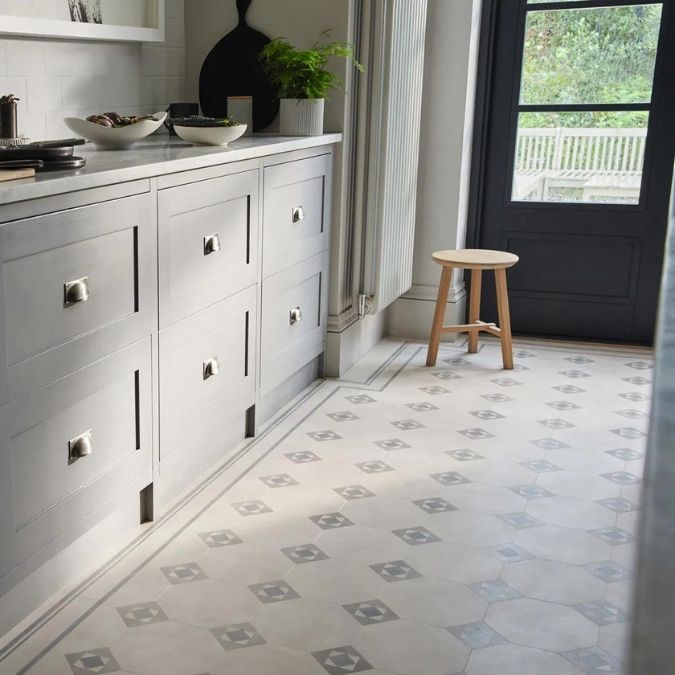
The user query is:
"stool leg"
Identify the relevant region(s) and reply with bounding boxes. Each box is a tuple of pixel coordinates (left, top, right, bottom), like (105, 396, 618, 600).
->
(426, 266, 453, 367)
(495, 268, 514, 370)
(468, 269, 482, 354)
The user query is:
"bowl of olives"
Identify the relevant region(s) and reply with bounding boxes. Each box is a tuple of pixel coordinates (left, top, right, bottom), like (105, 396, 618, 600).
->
(171, 116, 247, 146)
(63, 111, 168, 150)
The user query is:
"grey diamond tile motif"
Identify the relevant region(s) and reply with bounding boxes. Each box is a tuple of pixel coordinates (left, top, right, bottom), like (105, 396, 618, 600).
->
(448, 622, 508, 649)
(589, 527, 635, 546)
(430, 471, 471, 486)
(308, 430, 342, 442)
(498, 512, 543, 529)
(611, 427, 646, 439)
(514, 350, 536, 358)
(619, 391, 649, 401)
(334, 485, 375, 500)
(553, 384, 586, 394)
(509, 484, 555, 499)
(285, 450, 321, 463)
(345, 394, 376, 404)
(392, 526, 441, 545)
(327, 411, 360, 422)
(546, 400, 581, 411)
(491, 378, 523, 387)
(117, 601, 168, 628)
(310, 512, 354, 529)
(211, 622, 266, 651)
(446, 448, 484, 461)
(606, 448, 643, 461)
(259, 474, 299, 488)
(583, 561, 633, 582)
(614, 408, 648, 419)
(391, 418, 425, 431)
(514, 364, 531, 372)
(343, 599, 399, 625)
(199, 529, 243, 548)
(355, 460, 393, 474)
(433, 370, 462, 380)
(469, 579, 522, 602)
(489, 544, 534, 563)
(312, 645, 373, 674)
(282, 544, 329, 564)
(601, 471, 641, 485)
(161, 562, 208, 585)
(444, 357, 470, 366)
(370, 560, 421, 582)
(625, 360, 652, 370)
(419, 385, 451, 395)
(413, 497, 457, 514)
(232, 500, 273, 516)
(458, 428, 495, 440)
(622, 375, 651, 385)
(574, 600, 628, 626)
(66, 648, 121, 674)
(481, 393, 514, 402)
(566, 355, 595, 364)
(249, 580, 300, 604)
(406, 401, 439, 412)
(529, 437, 570, 450)
(373, 438, 411, 451)
(560, 370, 591, 379)
(538, 418, 575, 430)
(470, 409, 505, 420)
(596, 497, 638, 513)
(562, 646, 622, 674)
(520, 459, 561, 473)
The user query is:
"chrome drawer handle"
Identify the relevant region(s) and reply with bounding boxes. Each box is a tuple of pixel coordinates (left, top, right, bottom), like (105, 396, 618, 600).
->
(64, 277, 90, 307)
(292, 206, 305, 223)
(68, 430, 93, 464)
(203, 357, 220, 380)
(289, 307, 303, 325)
(203, 233, 221, 255)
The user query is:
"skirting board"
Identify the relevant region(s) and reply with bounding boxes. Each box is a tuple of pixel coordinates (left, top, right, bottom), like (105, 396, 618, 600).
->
(325, 312, 386, 378)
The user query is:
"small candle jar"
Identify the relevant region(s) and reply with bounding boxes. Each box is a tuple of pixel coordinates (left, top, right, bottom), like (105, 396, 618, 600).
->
(0, 95, 19, 139)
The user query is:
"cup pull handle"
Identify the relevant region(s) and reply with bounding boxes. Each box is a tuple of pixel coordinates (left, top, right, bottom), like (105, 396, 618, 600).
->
(292, 206, 305, 223)
(68, 430, 93, 464)
(289, 307, 303, 325)
(203, 233, 221, 255)
(64, 277, 90, 307)
(203, 357, 220, 380)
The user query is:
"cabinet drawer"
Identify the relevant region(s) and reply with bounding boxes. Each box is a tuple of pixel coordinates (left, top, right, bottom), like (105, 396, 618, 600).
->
(159, 285, 256, 459)
(158, 169, 259, 327)
(0, 192, 156, 403)
(0, 338, 152, 580)
(260, 252, 328, 394)
(263, 154, 331, 278)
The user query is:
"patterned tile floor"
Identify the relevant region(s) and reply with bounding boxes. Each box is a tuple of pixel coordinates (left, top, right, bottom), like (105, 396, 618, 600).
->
(0, 338, 652, 675)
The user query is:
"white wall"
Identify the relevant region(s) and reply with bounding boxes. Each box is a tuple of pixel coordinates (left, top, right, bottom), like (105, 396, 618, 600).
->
(0, 0, 185, 141)
(387, 0, 482, 340)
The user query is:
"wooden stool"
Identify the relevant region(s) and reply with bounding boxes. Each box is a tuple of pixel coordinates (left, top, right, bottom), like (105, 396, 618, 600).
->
(426, 249, 519, 369)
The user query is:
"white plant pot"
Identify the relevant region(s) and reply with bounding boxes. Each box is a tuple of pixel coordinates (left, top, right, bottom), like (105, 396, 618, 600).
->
(279, 98, 324, 136)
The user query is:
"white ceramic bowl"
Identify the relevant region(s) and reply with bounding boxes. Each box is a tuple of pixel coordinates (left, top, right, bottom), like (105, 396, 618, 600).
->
(173, 123, 247, 146)
(63, 111, 167, 150)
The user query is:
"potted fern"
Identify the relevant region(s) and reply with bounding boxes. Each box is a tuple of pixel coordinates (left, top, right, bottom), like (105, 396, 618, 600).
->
(260, 33, 362, 136)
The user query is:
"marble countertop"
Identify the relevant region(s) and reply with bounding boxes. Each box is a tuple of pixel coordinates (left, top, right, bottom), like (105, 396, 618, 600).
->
(0, 133, 342, 205)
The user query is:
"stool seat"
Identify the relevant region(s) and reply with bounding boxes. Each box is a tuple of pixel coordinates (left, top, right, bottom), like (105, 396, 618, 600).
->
(432, 249, 519, 270)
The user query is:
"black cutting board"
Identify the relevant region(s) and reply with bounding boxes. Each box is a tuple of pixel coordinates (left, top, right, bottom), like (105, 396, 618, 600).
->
(0, 146, 74, 161)
(199, 0, 279, 131)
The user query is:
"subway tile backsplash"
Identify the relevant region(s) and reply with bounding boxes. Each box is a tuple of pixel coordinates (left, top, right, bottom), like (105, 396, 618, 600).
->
(0, 0, 185, 141)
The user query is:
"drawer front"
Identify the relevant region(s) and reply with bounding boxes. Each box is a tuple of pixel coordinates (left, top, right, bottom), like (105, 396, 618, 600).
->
(263, 154, 331, 278)
(158, 169, 259, 327)
(0, 192, 155, 402)
(0, 338, 152, 579)
(159, 284, 257, 454)
(260, 251, 328, 394)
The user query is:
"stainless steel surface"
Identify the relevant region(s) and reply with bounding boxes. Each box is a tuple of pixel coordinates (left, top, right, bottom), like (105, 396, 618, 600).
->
(63, 276, 90, 306)
(68, 429, 93, 463)
(289, 306, 303, 325)
(292, 206, 305, 223)
(203, 233, 221, 255)
(202, 356, 220, 380)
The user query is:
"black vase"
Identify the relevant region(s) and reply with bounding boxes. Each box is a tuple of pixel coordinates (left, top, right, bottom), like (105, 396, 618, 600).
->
(0, 102, 18, 139)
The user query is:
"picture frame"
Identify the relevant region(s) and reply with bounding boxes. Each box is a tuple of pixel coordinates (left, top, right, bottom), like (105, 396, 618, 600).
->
(0, 0, 165, 43)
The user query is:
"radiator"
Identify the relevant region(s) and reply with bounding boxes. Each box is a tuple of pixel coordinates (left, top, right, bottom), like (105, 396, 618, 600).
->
(360, 0, 428, 314)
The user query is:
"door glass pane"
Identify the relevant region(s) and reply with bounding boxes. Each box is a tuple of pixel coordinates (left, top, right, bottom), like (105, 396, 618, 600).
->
(512, 111, 649, 204)
(520, 5, 662, 105)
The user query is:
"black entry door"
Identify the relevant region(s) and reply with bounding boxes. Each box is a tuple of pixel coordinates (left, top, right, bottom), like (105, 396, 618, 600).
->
(472, 0, 675, 343)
